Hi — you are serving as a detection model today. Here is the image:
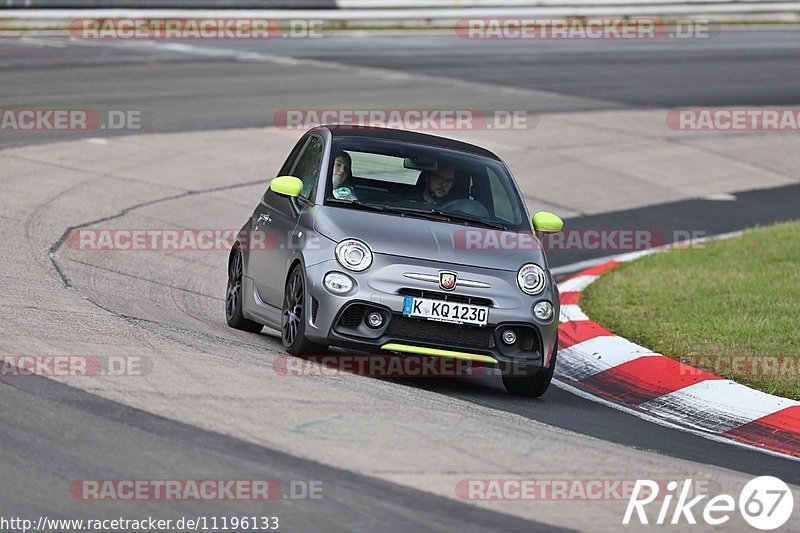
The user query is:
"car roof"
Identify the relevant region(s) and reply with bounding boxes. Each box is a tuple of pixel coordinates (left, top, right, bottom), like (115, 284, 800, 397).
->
(317, 125, 501, 161)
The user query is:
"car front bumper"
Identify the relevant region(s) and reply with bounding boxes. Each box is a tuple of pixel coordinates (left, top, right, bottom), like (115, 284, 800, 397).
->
(302, 254, 559, 369)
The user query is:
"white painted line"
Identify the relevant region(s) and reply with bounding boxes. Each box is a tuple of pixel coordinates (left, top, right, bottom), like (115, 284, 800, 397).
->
(557, 274, 599, 293)
(558, 336, 655, 381)
(559, 304, 588, 323)
(639, 380, 800, 433)
(551, 255, 617, 276)
(552, 379, 800, 463)
(613, 249, 658, 263)
(703, 193, 737, 201)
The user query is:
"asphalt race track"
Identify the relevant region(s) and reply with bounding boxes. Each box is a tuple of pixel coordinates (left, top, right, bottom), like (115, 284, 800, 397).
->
(3, 30, 800, 148)
(1, 30, 800, 531)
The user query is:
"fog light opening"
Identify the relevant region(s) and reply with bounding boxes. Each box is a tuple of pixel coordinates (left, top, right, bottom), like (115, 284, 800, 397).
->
(323, 271, 354, 294)
(502, 328, 517, 345)
(366, 311, 384, 328)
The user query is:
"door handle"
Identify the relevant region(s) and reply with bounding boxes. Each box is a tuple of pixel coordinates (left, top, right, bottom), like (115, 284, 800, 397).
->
(257, 213, 271, 226)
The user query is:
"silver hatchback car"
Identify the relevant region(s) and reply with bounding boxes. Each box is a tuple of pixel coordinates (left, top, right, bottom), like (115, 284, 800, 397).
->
(226, 126, 564, 396)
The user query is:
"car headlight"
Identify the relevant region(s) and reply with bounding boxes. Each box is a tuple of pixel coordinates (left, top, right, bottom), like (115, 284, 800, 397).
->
(517, 263, 547, 295)
(335, 239, 373, 272)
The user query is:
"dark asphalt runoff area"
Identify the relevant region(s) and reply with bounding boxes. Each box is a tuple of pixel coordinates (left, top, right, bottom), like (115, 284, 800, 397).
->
(1, 28, 799, 528)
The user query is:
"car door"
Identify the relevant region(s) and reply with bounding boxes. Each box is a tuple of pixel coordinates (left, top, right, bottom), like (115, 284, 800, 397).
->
(250, 134, 325, 308)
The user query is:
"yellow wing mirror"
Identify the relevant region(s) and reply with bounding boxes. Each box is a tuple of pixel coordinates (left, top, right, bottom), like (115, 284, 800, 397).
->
(532, 211, 564, 233)
(270, 176, 303, 198)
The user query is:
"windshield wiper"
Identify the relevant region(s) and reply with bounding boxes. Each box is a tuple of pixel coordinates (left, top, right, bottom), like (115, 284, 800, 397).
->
(329, 199, 451, 222)
(327, 199, 508, 229)
(426, 209, 509, 231)
(383, 206, 507, 229)
(379, 206, 453, 223)
(327, 198, 387, 212)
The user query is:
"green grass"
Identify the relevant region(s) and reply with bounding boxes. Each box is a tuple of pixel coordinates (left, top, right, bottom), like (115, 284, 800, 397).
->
(581, 221, 800, 400)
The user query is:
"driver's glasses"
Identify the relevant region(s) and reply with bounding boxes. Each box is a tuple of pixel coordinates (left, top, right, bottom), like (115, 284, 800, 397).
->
(429, 172, 454, 186)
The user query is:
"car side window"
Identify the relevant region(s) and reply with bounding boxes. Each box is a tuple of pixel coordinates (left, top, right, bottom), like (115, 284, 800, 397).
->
(291, 136, 324, 200)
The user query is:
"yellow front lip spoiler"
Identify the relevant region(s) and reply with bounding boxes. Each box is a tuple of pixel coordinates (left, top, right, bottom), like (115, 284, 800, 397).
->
(381, 343, 498, 364)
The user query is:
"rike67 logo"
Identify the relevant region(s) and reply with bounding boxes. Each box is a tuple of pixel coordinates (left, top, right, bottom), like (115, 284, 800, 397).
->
(624, 476, 794, 529)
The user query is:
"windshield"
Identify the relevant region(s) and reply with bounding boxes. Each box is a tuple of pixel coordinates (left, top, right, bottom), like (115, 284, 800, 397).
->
(323, 137, 528, 230)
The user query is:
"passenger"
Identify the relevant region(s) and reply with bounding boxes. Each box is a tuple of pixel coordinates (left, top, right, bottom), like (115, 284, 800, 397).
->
(331, 152, 358, 200)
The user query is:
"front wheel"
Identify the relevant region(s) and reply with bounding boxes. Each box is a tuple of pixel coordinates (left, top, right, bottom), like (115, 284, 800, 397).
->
(225, 247, 263, 333)
(502, 339, 557, 397)
(282, 266, 327, 355)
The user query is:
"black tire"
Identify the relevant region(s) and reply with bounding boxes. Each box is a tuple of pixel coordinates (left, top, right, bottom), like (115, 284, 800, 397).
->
(225, 247, 263, 333)
(281, 265, 328, 355)
(502, 338, 558, 398)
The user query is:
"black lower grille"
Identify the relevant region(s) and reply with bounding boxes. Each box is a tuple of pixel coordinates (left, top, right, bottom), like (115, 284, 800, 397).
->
(386, 316, 495, 349)
(339, 304, 368, 328)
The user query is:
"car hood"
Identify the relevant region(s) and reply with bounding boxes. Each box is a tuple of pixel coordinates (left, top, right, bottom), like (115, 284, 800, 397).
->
(314, 206, 545, 272)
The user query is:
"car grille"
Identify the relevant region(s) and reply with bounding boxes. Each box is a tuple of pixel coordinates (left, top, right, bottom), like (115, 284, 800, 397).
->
(398, 288, 493, 307)
(386, 316, 495, 350)
(339, 304, 368, 329)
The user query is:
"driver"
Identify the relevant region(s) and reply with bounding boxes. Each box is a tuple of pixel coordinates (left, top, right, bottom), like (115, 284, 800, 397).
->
(416, 163, 455, 205)
(331, 152, 358, 200)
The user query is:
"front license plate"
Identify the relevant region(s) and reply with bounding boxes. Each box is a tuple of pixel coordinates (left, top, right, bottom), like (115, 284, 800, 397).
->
(402, 297, 488, 326)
